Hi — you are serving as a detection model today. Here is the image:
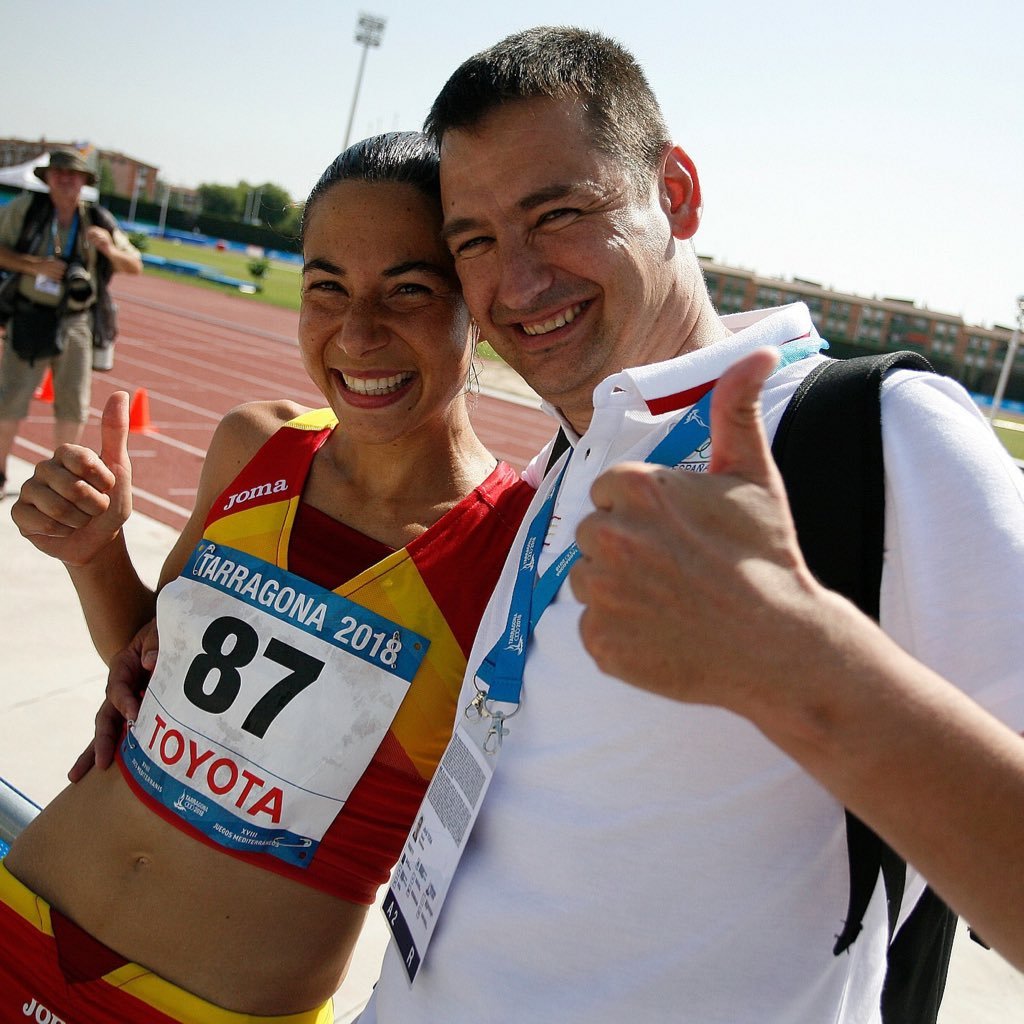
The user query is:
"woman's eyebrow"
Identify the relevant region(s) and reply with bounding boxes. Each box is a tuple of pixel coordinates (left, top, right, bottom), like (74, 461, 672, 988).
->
(302, 256, 343, 275)
(384, 260, 450, 279)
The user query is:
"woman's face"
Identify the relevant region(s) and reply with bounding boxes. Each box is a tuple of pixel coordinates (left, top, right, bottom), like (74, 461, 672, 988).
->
(299, 179, 473, 446)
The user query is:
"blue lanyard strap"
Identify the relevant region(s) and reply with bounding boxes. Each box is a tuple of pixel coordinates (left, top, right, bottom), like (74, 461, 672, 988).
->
(50, 211, 80, 259)
(476, 338, 824, 708)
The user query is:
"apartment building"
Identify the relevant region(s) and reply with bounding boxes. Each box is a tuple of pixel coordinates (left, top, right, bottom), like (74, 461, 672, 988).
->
(700, 258, 1017, 390)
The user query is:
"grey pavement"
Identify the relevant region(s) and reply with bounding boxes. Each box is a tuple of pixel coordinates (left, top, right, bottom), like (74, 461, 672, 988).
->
(2, 451, 1022, 1021)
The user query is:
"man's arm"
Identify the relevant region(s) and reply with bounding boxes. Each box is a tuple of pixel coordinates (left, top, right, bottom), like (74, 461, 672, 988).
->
(0, 242, 66, 281)
(86, 224, 142, 275)
(570, 349, 1024, 972)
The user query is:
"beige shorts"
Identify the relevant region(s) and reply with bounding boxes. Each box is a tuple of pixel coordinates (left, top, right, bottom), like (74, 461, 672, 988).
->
(0, 309, 93, 423)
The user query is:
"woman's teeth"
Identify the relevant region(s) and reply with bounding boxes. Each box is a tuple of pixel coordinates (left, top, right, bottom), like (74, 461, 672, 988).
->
(341, 372, 414, 396)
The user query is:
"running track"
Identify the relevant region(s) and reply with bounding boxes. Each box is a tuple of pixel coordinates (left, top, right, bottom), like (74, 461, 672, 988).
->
(10, 273, 555, 530)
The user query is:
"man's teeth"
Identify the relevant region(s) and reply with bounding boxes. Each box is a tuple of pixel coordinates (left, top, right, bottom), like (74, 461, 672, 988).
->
(522, 303, 585, 337)
(342, 372, 413, 396)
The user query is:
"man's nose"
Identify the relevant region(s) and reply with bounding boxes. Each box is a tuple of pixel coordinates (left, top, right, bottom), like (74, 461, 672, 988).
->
(494, 239, 555, 315)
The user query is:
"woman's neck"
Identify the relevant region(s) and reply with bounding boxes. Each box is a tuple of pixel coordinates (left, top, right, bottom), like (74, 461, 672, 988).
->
(307, 408, 497, 548)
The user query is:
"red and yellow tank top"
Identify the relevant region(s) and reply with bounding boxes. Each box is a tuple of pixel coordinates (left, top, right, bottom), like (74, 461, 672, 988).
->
(118, 409, 533, 903)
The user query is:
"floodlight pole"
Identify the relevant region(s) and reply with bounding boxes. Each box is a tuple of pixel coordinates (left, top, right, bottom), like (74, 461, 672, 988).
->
(988, 295, 1024, 425)
(343, 13, 387, 150)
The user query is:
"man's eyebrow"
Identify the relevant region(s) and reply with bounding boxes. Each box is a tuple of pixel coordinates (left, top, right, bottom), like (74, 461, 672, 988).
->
(441, 183, 580, 242)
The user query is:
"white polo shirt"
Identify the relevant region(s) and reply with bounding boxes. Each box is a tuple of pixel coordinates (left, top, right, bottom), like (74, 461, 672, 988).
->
(364, 304, 1024, 1023)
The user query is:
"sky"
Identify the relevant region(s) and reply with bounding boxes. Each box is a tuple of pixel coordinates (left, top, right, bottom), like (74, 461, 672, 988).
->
(5, 0, 1022, 329)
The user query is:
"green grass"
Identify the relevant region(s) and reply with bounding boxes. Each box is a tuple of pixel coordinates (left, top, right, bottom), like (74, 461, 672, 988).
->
(142, 237, 302, 310)
(993, 419, 1024, 461)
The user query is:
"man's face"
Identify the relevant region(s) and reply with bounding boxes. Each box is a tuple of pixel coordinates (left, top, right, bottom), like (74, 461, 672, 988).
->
(440, 97, 692, 430)
(45, 166, 88, 206)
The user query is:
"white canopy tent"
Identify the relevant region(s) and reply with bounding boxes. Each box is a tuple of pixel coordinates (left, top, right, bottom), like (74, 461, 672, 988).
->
(0, 154, 99, 202)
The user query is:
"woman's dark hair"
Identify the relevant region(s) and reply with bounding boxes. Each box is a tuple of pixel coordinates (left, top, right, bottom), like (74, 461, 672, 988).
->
(302, 132, 440, 242)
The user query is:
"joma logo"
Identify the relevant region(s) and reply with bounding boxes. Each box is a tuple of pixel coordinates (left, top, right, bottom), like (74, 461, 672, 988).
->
(22, 998, 67, 1023)
(223, 478, 288, 511)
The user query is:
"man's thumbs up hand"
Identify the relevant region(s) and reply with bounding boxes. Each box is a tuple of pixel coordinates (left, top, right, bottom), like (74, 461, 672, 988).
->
(570, 349, 818, 707)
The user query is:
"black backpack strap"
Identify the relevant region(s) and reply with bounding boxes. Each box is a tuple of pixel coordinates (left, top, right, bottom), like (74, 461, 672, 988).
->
(772, 353, 931, 953)
(771, 351, 932, 620)
(14, 191, 53, 254)
(83, 204, 118, 285)
(880, 887, 957, 1022)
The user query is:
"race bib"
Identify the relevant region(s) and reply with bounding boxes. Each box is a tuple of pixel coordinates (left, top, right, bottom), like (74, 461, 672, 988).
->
(121, 541, 430, 868)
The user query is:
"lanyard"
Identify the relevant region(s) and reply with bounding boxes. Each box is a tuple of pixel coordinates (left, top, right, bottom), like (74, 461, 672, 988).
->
(472, 339, 824, 720)
(50, 211, 80, 258)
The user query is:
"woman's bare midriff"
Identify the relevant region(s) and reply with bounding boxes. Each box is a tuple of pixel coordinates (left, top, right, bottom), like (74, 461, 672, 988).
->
(5, 764, 371, 1015)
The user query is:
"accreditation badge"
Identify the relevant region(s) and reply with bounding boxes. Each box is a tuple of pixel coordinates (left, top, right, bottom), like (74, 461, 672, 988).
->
(382, 712, 497, 982)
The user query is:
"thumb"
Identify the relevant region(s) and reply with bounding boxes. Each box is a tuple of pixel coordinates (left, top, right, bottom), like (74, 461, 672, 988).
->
(100, 391, 131, 473)
(708, 348, 780, 481)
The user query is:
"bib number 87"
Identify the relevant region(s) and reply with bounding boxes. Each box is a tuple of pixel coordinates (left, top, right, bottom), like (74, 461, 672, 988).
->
(183, 615, 324, 738)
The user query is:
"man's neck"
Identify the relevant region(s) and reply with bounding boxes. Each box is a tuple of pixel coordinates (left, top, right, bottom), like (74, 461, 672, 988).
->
(558, 301, 732, 435)
(51, 195, 80, 227)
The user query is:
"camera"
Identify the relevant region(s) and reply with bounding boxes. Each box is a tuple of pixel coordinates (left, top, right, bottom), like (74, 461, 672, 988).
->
(64, 260, 94, 303)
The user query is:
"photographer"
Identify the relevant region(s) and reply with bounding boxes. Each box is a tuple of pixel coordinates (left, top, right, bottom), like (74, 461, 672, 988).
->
(0, 146, 141, 498)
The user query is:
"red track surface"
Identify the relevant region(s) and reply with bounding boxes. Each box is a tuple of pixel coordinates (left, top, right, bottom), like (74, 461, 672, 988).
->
(10, 273, 555, 530)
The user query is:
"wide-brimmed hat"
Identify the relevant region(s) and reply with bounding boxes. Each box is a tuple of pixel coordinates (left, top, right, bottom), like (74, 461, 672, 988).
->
(34, 147, 97, 186)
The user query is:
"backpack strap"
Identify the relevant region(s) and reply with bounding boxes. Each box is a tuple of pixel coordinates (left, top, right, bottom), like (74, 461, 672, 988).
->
(82, 204, 119, 285)
(770, 351, 932, 955)
(13, 191, 53, 255)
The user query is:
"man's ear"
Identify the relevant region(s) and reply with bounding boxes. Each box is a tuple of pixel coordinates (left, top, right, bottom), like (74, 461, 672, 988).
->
(661, 145, 702, 240)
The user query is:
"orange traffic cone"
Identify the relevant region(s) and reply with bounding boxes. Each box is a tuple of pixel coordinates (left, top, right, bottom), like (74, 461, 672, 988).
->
(34, 368, 54, 403)
(128, 388, 156, 433)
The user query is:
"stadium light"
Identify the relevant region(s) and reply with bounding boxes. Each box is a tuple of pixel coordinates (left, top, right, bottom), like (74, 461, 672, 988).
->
(343, 13, 387, 150)
(988, 294, 1024, 425)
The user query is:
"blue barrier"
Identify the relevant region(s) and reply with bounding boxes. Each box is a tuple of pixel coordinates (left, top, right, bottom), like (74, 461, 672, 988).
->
(141, 253, 257, 293)
(971, 392, 1024, 417)
(0, 776, 41, 852)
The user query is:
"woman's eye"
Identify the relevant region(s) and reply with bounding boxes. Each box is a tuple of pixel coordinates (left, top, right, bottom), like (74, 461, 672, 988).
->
(305, 279, 343, 294)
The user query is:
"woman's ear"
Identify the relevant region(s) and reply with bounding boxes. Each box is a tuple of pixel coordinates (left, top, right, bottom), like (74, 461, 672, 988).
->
(662, 145, 702, 241)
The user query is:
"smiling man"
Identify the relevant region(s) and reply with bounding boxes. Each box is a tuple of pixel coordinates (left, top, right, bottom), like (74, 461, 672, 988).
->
(355, 26, 1024, 1024)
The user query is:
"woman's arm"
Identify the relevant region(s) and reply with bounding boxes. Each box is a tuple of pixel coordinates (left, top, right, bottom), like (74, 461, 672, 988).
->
(13, 395, 303, 662)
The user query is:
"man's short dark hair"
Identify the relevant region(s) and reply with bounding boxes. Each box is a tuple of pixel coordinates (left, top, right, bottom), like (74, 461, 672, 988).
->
(425, 26, 671, 187)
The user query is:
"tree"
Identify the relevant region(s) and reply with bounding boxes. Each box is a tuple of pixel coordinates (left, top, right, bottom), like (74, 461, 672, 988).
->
(196, 180, 298, 232)
(198, 183, 243, 219)
(251, 182, 294, 230)
(275, 203, 304, 244)
(98, 159, 117, 197)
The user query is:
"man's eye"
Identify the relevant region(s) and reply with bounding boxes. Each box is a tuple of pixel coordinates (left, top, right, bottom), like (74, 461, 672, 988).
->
(454, 236, 490, 256)
(539, 208, 578, 225)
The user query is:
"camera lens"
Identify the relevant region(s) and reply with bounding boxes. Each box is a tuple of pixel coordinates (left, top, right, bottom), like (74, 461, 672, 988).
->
(65, 263, 94, 303)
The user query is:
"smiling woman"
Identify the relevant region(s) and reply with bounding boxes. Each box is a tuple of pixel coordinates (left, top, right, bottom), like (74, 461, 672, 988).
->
(6, 132, 535, 1024)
